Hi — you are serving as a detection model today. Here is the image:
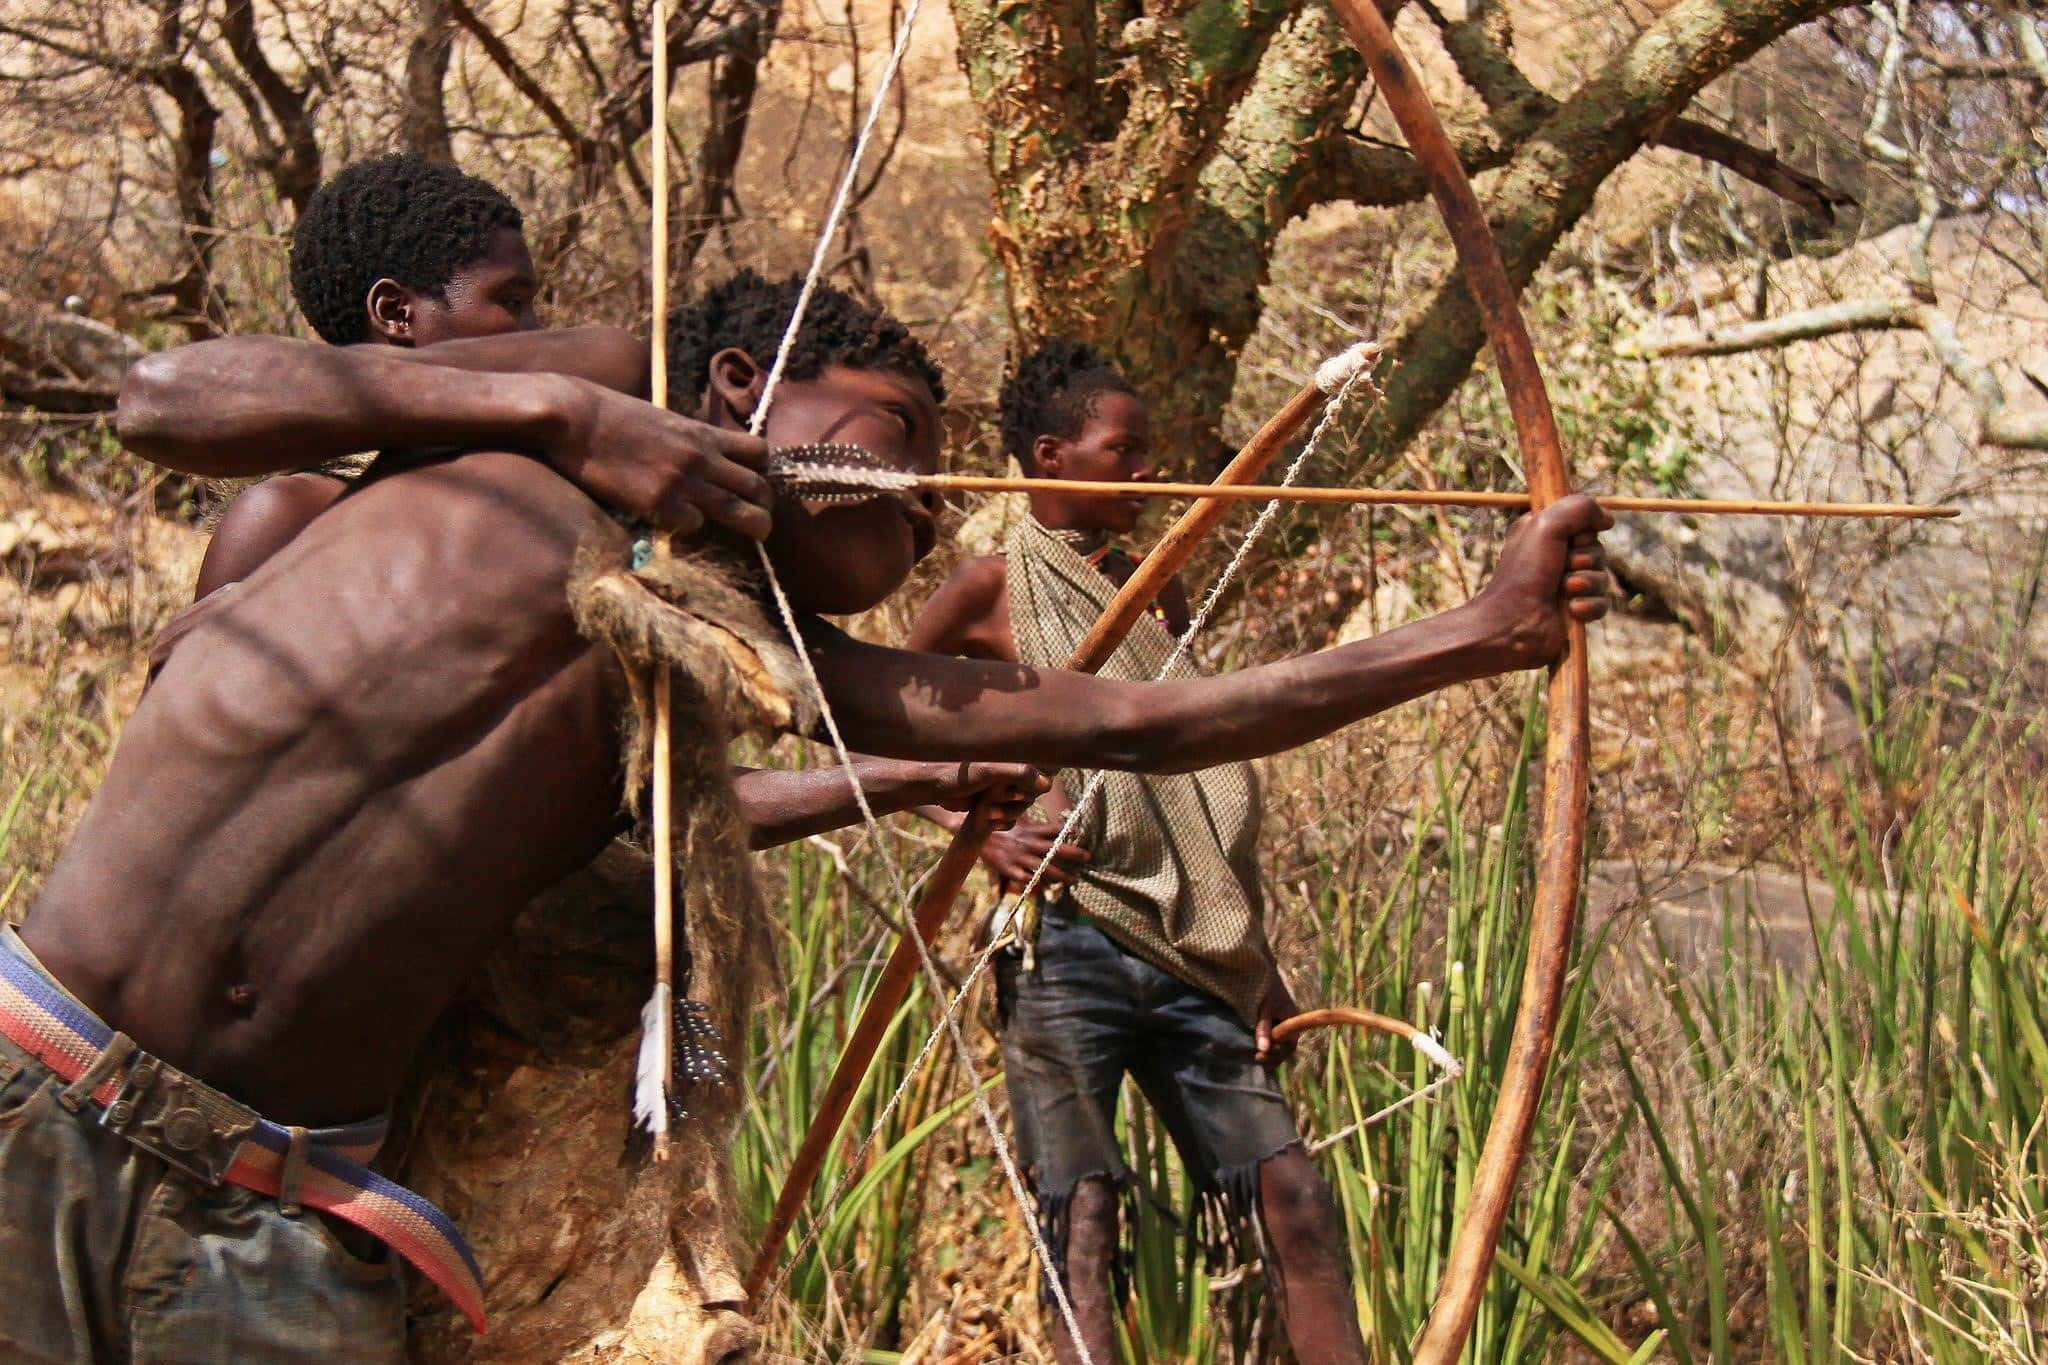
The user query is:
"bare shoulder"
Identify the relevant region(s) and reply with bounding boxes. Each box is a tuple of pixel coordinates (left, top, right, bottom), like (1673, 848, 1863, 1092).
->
(303, 450, 627, 596)
(369, 449, 611, 529)
(945, 553, 1009, 602)
(904, 553, 1010, 655)
(196, 472, 348, 598)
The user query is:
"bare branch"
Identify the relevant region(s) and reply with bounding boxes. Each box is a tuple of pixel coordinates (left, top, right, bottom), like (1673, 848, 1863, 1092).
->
(1907, 47, 2038, 82)
(219, 0, 321, 212)
(676, 0, 779, 275)
(445, 0, 581, 149)
(1998, 1, 2048, 85)
(1415, 0, 1548, 123)
(400, 0, 455, 161)
(1657, 118, 1857, 223)
(1620, 297, 1920, 356)
(1319, 108, 1853, 223)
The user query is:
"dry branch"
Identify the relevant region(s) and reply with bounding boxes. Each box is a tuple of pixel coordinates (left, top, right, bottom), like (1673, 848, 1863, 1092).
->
(1618, 298, 1923, 356)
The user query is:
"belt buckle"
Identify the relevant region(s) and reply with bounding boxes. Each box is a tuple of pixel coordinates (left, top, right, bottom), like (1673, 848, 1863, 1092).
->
(99, 1051, 259, 1186)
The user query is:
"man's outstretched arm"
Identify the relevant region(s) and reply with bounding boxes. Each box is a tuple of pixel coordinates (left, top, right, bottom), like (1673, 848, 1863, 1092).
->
(116, 329, 768, 538)
(811, 498, 1613, 773)
(734, 758, 1049, 849)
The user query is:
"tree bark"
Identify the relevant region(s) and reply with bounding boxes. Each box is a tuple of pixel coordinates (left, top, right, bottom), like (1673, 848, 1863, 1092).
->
(219, 0, 322, 215)
(952, 0, 1308, 455)
(402, 0, 457, 162)
(954, 0, 1857, 468)
(142, 2, 228, 338)
(1348, 0, 1858, 473)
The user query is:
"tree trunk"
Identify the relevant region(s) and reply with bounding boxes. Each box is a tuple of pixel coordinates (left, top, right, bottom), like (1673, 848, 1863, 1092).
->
(953, 0, 1855, 469)
(402, 0, 458, 162)
(952, 0, 1310, 459)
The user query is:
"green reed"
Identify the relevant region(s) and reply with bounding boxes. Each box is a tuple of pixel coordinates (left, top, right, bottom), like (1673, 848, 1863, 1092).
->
(743, 646, 2046, 1362)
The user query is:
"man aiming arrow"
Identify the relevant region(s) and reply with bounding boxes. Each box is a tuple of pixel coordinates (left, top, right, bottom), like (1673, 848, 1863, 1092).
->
(3, 264, 1607, 1356)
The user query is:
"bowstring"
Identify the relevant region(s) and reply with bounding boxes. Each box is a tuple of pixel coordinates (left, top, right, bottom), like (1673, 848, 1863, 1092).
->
(724, 0, 1098, 1352)
(765, 355, 1414, 1308)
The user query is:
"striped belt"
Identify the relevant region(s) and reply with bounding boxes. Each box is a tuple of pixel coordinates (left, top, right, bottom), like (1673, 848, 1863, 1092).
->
(0, 930, 486, 1333)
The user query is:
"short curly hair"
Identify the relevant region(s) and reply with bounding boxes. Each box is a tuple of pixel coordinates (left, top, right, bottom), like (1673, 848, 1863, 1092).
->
(290, 153, 524, 345)
(998, 339, 1135, 469)
(665, 269, 945, 413)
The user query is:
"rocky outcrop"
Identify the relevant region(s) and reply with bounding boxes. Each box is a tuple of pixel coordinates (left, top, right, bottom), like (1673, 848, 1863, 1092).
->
(1604, 216, 2045, 727)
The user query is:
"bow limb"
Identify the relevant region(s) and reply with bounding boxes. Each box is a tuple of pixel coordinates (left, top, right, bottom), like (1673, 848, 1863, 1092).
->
(743, 376, 1336, 1304)
(1322, 1, 1589, 1361)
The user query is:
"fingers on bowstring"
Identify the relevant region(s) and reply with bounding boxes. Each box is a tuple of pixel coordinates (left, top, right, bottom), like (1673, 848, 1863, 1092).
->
(696, 446, 775, 507)
(675, 476, 773, 540)
(711, 426, 771, 472)
(969, 761, 1047, 795)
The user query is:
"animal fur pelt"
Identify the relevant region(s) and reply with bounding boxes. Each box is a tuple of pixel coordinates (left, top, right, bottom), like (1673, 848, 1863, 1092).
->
(567, 540, 812, 1125)
(200, 453, 378, 530)
(395, 849, 764, 1363)
(565, 542, 812, 810)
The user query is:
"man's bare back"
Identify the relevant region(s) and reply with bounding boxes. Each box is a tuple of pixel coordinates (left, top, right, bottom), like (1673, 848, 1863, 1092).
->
(26, 452, 625, 1125)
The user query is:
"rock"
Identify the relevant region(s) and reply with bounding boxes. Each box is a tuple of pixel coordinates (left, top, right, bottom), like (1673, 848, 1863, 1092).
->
(1332, 574, 1417, 645)
(1608, 214, 2048, 723)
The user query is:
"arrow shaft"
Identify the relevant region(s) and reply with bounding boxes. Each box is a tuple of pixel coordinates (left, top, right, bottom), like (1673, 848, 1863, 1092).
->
(647, 0, 676, 1165)
(914, 474, 1954, 521)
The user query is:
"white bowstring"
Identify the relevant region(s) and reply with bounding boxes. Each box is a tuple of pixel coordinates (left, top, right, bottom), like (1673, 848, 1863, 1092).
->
(744, 0, 929, 914)
(765, 355, 1397, 1308)
(1307, 1069, 1459, 1155)
(728, 0, 1097, 1352)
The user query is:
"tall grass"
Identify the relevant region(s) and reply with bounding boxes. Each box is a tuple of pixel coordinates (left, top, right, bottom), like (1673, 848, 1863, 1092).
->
(6, 461, 2039, 1362)
(745, 650, 2047, 1362)
(1610, 656, 2046, 1363)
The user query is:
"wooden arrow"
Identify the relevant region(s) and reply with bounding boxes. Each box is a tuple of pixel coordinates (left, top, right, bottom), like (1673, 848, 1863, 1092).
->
(770, 463, 1958, 521)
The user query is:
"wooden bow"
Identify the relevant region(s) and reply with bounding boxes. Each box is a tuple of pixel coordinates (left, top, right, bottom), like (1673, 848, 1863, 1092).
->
(744, 380, 1340, 1301)
(1324, 1, 1588, 1360)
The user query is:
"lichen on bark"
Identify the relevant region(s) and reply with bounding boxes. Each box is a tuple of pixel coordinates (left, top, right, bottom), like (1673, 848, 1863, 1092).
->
(950, 0, 1854, 468)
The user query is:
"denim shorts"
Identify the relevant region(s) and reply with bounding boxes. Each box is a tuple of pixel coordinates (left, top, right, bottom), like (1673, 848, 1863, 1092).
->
(0, 942, 405, 1363)
(995, 904, 1301, 1283)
